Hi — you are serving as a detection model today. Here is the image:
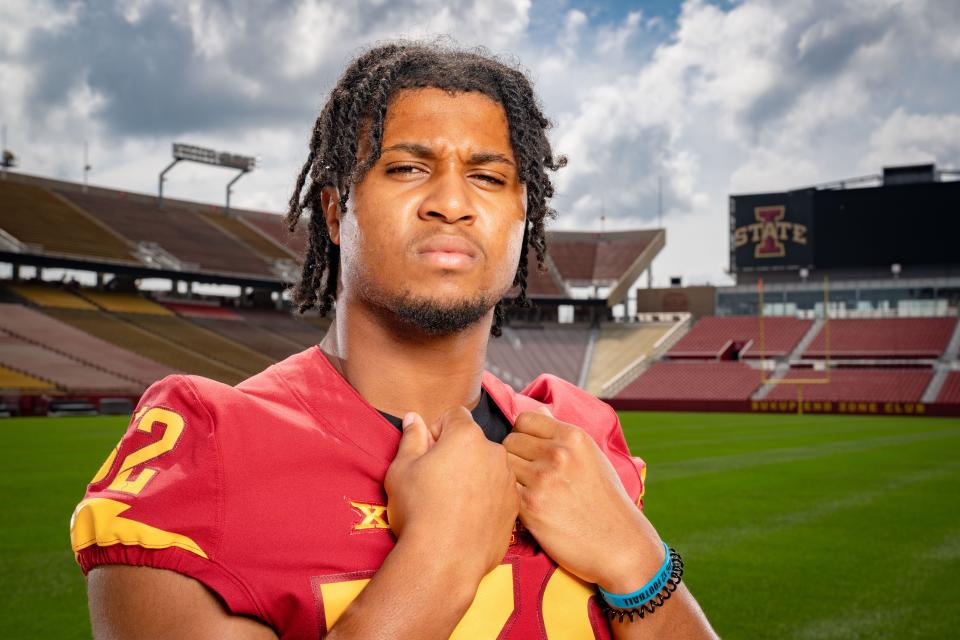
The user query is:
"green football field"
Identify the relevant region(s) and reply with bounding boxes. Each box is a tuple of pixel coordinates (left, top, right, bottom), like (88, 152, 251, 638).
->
(2, 411, 959, 639)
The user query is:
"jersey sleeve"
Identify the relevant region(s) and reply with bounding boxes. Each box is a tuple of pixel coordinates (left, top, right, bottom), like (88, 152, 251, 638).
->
(70, 374, 260, 617)
(522, 374, 647, 507)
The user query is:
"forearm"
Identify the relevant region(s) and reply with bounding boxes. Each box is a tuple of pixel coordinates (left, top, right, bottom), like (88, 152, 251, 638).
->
(598, 514, 718, 639)
(608, 583, 718, 640)
(326, 533, 484, 639)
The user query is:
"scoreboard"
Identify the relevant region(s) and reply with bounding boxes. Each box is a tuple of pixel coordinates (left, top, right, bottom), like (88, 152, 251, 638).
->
(730, 180, 960, 274)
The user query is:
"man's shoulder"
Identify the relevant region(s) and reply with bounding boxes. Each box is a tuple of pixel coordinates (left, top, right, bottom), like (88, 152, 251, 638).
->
(143, 346, 329, 422)
(485, 371, 617, 428)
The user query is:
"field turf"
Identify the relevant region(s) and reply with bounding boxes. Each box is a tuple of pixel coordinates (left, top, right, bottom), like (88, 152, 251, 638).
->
(1, 411, 959, 639)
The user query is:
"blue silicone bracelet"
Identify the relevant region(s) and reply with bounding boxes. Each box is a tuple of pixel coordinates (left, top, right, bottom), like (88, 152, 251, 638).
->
(597, 542, 672, 609)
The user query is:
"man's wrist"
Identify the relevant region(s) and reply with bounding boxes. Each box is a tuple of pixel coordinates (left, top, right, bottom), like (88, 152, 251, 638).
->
(595, 533, 666, 594)
(392, 527, 488, 605)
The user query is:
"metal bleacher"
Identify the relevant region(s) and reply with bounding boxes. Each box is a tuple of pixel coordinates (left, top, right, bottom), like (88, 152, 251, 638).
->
(801, 317, 958, 359)
(615, 361, 764, 402)
(486, 325, 591, 390)
(766, 368, 934, 404)
(57, 189, 277, 276)
(0, 181, 134, 262)
(937, 372, 960, 404)
(0, 302, 174, 388)
(667, 316, 813, 359)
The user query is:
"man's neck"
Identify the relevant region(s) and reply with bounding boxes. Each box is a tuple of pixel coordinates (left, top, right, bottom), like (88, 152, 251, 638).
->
(319, 298, 492, 429)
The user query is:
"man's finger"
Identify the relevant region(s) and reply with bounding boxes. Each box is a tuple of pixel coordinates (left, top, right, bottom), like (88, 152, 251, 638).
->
(394, 412, 432, 462)
(513, 408, 559, 438)
(503, 431, 549, 462)
(437, 406, 482, 438)
(506, 452, 536, 486)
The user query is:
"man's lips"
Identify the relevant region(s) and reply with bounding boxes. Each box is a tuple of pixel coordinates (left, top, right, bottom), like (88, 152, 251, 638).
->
(414, 235, 481, 269)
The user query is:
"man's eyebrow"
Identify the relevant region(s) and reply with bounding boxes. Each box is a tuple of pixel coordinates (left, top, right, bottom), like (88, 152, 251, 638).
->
(381, 143, 515, 167)
(468, 151, 515, 167)
(381, 143, 435, 158)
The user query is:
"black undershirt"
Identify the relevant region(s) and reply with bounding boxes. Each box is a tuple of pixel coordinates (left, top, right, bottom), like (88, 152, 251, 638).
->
(377, 389, 512, 444)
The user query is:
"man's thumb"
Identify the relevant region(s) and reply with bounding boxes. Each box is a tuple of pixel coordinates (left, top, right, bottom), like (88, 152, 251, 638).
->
(395, 412, 431, 461)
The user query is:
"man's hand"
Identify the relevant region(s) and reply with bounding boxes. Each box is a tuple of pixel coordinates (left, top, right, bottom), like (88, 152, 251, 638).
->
(385, 407, 519, 582)
(504, 407, 663, 593)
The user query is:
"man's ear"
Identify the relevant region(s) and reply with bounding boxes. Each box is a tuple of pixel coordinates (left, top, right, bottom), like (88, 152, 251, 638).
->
(320, 186, 341, 245)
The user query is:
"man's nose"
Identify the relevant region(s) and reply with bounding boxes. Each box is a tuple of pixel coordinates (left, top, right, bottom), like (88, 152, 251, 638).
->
(417, 169, 476, 224)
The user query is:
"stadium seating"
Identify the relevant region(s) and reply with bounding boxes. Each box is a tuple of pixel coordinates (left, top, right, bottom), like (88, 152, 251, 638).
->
(188, 317, 305, 361)
(802, 318, 957, 359)
(0, 364, 56, 391)
(615, 361, 764, 401)
(0, 303, 174, 387)
(116, 313, 275, 377)
(6, 283, 99, 310)
(520, 250, 566, 297)
(200, 211, 296, 262)
(548, 238, 650, 282)
(584, 322, 677, 396)
(936, 372, 960, 404)
(166, 301, 305, 361)
(0, 332, 138, 392)
(0, 181, 134, 262)
(765, 368, 933, 403)
(667, 316, 813, 359)
(236, 310, 328, 348)
(485, 326, 590, 389)
(79, 290, 173, 315)
(43, 308, 246, 385)
(237, 209, 307, 257)
(57, 190, 276, 276)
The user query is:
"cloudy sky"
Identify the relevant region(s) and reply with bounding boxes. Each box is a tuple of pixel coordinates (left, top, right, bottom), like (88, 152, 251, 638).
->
(2, 0, 958, 286)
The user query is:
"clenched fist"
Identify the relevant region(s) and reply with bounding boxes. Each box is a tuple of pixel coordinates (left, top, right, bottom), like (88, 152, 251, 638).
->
(504, 406, 665, 593)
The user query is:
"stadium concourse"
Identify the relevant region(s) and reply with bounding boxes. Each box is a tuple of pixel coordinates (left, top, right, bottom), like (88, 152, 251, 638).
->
(1, 169, 959, 417)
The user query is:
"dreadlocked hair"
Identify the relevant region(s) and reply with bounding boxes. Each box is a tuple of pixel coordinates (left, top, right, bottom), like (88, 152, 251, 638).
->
(285, 41, 566, 336)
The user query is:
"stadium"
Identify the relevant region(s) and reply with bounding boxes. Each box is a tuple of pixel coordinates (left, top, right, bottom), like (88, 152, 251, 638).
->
(2, 151, 959, 637)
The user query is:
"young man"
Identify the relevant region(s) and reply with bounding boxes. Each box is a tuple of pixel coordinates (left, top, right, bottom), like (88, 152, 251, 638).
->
(71, 44, 717, 639)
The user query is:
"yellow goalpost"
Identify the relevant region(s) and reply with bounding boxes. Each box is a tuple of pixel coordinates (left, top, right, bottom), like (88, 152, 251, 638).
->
(757, 276, 831, 415)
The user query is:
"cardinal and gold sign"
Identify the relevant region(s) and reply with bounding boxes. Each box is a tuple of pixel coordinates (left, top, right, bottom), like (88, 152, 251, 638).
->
(730, 190, 815, 271)
(733, 205, 808, 258)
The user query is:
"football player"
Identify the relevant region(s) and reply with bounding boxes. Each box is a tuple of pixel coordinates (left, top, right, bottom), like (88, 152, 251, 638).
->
(72, 43, 717, 639)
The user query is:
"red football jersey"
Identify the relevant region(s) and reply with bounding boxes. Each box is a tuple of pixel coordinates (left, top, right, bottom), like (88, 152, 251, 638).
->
(71, 345, 646, 638)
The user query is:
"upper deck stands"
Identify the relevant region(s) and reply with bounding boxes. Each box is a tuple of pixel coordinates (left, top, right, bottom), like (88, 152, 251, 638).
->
(0, 181, 133, 262)
(546, 235, 651, 284)
(615, 361, 764, 401)
(667, 316, 812, 359)
(765, 368, 933, 403)
(57, 190, 275, 276)
(518, 250, 565, 297)
(200, 211, 295, 262)
(802, 318, 957, 359)
(238, 210, 308, 257)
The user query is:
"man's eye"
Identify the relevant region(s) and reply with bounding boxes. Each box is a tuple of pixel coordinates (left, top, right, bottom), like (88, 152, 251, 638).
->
(386, 164, 422, 175)
(473, 174, 506, 185)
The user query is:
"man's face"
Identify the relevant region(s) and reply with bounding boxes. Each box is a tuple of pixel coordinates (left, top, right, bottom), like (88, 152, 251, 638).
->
(332, 87, 527, 334)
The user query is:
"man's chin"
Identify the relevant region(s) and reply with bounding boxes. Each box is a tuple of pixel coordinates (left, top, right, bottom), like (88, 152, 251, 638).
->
(390, 295, 496, 336)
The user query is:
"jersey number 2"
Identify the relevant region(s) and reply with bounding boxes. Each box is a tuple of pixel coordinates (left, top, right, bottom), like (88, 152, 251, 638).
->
(92, 406, 186, 496)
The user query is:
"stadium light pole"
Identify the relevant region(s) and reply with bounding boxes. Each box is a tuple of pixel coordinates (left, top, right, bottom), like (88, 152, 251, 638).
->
(157, 143, 257, 212)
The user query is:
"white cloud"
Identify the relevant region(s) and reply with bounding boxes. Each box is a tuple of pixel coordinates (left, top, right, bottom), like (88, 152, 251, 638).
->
(866, 109, 960, 171)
